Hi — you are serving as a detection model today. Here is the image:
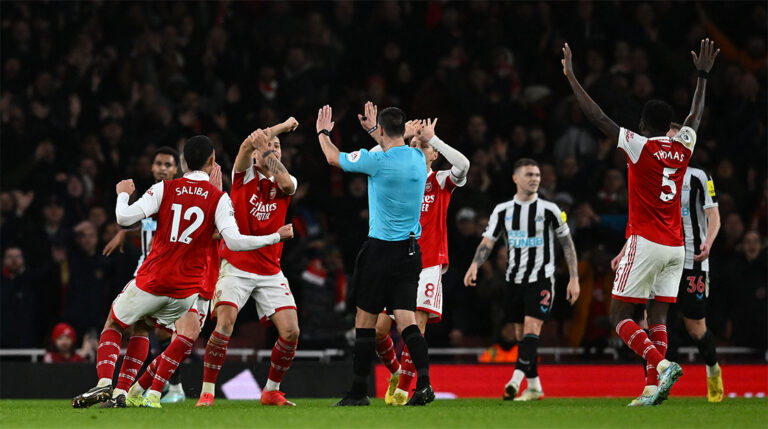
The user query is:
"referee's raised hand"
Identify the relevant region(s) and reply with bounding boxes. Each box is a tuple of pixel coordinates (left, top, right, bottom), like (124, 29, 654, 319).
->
(316, 105, 335, 133)
(357, 101, 377, 131)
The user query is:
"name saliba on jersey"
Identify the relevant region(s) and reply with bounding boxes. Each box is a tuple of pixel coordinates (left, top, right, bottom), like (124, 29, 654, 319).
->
(176, 186, 210, 198)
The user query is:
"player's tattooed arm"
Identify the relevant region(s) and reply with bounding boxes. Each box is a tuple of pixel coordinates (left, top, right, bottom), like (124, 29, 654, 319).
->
(235, 130, 264, 173)
(473, 240, 493, 266)
(464, 237, 496, 287)
(561, 43, 619, 143)
(684, 39, 719, 132)
(262, 152, 295, 194)
(557, 233, 579, 279)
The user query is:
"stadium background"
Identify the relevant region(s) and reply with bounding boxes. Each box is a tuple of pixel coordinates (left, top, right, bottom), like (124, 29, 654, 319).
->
(1, 0, 766, 399)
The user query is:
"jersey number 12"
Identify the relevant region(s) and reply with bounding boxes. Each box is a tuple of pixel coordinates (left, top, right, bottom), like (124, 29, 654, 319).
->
(169, 203, 204, 244)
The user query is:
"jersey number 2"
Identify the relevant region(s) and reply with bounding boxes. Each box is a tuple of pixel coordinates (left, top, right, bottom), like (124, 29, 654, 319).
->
(660, 167, 678, 202)
(170, 203, 204, 244)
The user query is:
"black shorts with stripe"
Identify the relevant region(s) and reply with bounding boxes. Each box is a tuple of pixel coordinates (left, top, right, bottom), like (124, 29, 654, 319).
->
(504, 277, 555, 323)
(677, 269, 709, 320)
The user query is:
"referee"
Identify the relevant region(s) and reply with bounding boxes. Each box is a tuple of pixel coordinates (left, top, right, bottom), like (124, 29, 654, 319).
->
(464, 158, 580, 401)
(316, 104, 434, 406)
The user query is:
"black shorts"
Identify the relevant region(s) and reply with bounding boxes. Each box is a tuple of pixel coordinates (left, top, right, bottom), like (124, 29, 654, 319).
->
(350, 238, 422, 314)
(504, 277, 555, 323)
(677, 269, 709, 319)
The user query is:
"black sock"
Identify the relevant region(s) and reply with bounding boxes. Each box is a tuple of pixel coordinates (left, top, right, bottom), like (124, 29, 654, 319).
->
(694, 330, 718, 367)
(516, 334, 540, 378)
(350, 328, 375, 398)
(402, 324, 430, 390)
(169, 364, 182, 385)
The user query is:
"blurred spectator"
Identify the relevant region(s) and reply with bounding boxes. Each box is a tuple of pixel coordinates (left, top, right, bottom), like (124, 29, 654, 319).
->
(42, 323, 97, 363)
(1, 247, 36, 348)
(726, 231, 767, 349)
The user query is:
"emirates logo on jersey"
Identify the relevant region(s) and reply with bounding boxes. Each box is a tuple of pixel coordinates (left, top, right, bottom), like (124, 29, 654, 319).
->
(249, 194, 278, 221)
(425, 181, 433, 193)
(422, 194, 435, 212)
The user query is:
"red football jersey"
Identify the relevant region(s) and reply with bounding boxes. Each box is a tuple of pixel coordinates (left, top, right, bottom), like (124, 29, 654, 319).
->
(199, 238, 220, 300)
(618, 127, 696, 247)
(220, 166, 296, 276)
(418, 170, 462, 268)
(136, 177, 225, 298)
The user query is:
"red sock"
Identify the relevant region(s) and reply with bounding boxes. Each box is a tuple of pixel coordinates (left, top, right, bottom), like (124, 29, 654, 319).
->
(646, 324, 668, 385)
(268, 337, 298, 384)
(116, 336, 149, 391)
(616, 319, 664, 367)
(96, 328, 123, 382)
(376, 335, 400, 374)
(150, 335, 193, 393)
(203, 331, 230, 384)
(138, 357, 159, 390)
(397, 345, 416, 392)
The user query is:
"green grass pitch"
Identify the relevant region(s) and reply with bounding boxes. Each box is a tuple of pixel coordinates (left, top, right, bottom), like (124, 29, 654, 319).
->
(1, 398, 766, 428)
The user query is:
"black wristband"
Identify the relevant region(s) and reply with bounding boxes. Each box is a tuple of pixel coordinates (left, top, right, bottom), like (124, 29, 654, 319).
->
(697, 69, 710, 79)
(317, 129, 331, 136)
(367, 125, 378, 134)
(262, 150, 276, 158)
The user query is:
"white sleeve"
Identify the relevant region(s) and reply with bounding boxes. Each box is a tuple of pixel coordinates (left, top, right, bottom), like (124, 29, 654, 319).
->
(549, 203, 571, 238)
(672, 126, 697, 151)
(694, 170, 718, 209)
(617, 127, 648, 164)
(215, 194, 281, 251)
(429, 135, 469, 186)
(115, 182, 163, 226)
(286, 175, 298, 196)
(481, 205, 505, 241)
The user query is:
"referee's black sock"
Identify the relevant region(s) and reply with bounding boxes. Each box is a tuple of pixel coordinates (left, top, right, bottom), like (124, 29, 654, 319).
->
(402, 324, 430, 390)
(351, 328, 376, 399)
(516, 334, 540, 378)
(693, 330, 718, 367)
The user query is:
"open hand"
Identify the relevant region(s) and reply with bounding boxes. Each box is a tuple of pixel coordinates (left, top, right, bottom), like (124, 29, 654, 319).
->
(561, 42, 574, 78)
(210, 162, 223, 191)
(417, 118, 438, 143)
(316, 105, 335, 134)
(404, 120, 422, 140)
(692, 38, 719, 73)
(357, 101, 377, 131)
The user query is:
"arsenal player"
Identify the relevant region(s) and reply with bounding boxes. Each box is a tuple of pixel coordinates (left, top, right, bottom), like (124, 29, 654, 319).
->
(196, 117, 301, 407)
(72, 135, 293, 409)
(562, 39, 719, 405)
(357, 102, 470, 406)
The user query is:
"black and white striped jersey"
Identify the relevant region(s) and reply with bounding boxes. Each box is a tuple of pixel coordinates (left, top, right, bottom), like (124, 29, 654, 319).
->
(681, 167, 718, 271)
(133, 217, 157, 277)
(482, 195, 570, 284)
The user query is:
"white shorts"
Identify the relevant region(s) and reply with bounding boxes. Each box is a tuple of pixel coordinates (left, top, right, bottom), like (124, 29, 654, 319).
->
(612, 235, 684, 303)
(160, 298, 210, 333)
(416, 265, 444, 322)
(212, 259, 297, 324)
(111, 279, 198, 329)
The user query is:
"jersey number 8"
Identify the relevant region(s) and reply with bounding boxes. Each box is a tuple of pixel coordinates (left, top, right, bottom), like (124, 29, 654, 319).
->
(169, 203, 204, 244)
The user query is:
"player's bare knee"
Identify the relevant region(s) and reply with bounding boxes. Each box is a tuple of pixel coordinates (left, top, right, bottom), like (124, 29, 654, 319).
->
(281, 325, 300, 342)
(684, 317, 706, 340)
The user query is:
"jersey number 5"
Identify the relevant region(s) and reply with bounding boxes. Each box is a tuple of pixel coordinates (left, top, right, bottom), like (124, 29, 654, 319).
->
(660, 167, 678, 202)
(169, 203, 204, 244)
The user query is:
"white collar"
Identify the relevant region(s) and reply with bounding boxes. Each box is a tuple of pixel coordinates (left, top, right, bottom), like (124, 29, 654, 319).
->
(256, 168, 276, 182)
(184, 171, 210, 181)
(513, 193, 539, 205)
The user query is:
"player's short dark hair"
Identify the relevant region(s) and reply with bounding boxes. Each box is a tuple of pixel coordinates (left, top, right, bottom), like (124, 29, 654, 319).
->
(641, 100, 674, 134)
(513, 158, 539, 173)
(377, 107, 406, 138)
(183, 135, 214, 171)
(669, 122, 682, 131)
(153, 146, 180, 169)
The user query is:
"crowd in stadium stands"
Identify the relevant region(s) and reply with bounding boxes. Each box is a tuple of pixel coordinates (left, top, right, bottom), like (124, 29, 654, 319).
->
(1, 2, 766, 360)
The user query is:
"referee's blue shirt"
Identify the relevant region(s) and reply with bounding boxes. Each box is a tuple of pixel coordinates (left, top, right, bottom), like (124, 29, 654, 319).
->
(338, 145, 427, 241)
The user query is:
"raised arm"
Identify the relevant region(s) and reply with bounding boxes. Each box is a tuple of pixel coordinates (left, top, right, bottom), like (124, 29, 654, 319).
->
(358, 101, 383, 146)
(417, 118, 470, 182)
(262, 151, 295, 195)
(115, 180, 162, 226)
(316, 105, 340, 168)
(234, 130, 266, 173)
(266, 116, 299, 140)
(562, 43, 619, 142)
(683, 39, 719, 132)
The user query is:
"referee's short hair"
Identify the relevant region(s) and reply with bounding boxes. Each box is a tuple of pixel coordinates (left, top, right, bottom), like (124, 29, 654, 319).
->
(378, 107, 406, 138)
(513, 158, 539, 173)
